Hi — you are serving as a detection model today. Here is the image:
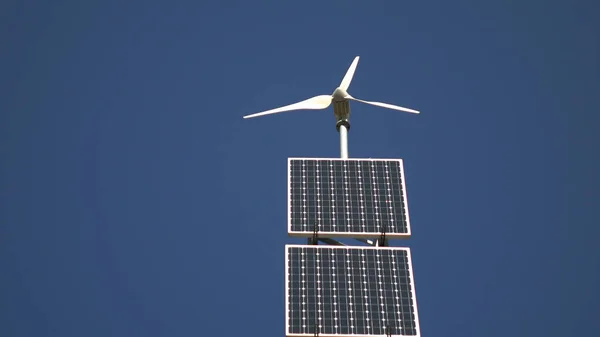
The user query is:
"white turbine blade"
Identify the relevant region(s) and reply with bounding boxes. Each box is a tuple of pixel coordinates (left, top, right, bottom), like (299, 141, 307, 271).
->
(346, 96, 420, 114)
(243, 95, 332, 119)
(339, 56, 360, 91)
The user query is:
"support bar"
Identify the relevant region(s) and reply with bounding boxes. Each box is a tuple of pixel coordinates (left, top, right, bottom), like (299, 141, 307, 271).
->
(319, 238, 345, 246)
(336, 119, 350, 159)
(355, 238, 376, 246)
(339, 124, 348, 159)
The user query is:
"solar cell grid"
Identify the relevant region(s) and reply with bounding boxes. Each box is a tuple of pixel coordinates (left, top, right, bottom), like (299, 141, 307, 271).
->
(286, 245, 420, 337)
(288, 158, 411, 239)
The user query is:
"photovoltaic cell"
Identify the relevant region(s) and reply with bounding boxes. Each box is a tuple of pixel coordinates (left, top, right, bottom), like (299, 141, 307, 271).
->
(286, 245, 420, 337)
(288, 158, 411, 239)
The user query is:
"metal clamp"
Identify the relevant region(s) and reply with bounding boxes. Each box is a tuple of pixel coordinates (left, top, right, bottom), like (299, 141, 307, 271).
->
(308, 222, 319, 245)
(385, 325, 394, 337)
(379, 225, 388, 247)
(335, 119, 351, 132)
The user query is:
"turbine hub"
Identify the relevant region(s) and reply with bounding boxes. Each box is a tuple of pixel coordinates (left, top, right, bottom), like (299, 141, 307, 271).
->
(332, 87, 349, 102)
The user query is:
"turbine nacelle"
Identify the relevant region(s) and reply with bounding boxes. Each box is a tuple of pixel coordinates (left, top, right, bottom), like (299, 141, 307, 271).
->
(242, 56, 420, 120)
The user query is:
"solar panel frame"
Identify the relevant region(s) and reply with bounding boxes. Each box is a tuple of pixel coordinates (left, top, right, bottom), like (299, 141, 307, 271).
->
(285, 244, 421, 337)
(287, 158, 413, 239)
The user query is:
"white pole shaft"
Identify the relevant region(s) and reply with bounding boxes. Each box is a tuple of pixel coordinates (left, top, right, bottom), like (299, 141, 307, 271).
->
(339, 124, 348, 159)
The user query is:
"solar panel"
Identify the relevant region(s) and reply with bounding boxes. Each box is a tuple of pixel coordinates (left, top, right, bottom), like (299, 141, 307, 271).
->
(288, 158, 412, 239)
(286, 245, 420, 337)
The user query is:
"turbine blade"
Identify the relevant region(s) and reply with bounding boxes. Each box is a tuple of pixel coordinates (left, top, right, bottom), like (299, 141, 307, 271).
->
(346, 96, 420, 114)
(339, 56, 360, 91)
(243, 95, 332, 119)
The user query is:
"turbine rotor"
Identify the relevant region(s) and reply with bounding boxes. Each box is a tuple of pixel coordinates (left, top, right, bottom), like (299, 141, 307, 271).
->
(242, 56, 420, 120)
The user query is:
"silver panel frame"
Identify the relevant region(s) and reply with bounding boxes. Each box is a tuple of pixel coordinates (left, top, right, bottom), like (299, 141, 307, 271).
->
(288, 157, 413, 239)
(285, 244, 421, 337)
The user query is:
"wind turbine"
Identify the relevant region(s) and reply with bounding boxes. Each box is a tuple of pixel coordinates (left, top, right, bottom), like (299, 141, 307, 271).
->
(243, 56, 419, 159)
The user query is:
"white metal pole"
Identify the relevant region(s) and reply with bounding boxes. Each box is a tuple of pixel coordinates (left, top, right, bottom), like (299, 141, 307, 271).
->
(339, 124, 348, 159)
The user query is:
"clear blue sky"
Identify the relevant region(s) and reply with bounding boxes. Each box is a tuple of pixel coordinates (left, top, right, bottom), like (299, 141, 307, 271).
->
(2, 1, 599, 336)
